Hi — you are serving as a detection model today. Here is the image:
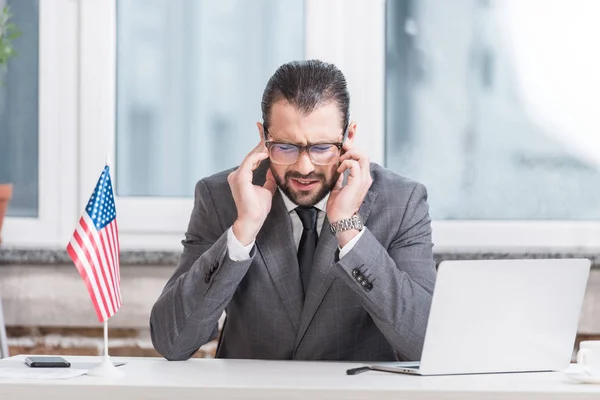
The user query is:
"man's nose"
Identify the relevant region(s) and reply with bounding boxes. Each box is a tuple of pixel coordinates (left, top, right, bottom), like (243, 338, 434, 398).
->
(294, 151, 315, 175)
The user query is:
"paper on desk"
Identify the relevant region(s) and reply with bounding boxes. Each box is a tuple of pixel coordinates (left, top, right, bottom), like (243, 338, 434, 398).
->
(0, 368, 88, 379)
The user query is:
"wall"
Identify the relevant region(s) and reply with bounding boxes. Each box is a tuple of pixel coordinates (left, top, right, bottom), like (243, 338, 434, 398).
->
(1, 252, 599, 358)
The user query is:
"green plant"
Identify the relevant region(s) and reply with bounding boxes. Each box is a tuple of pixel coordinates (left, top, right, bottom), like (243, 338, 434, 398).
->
(0, 6, 20, 74)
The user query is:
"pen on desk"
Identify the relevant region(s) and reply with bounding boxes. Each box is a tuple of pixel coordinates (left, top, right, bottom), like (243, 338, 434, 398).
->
(346, 366, 372, 375)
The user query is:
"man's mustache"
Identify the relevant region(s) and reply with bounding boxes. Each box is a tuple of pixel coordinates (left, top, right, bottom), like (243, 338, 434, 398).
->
(285, 172, 325, 181)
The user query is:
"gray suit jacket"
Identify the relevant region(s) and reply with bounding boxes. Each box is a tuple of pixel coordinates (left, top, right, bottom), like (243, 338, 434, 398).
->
(150, 161, 436, 361)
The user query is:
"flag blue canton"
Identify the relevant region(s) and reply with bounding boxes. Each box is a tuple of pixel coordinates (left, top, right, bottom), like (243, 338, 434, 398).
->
(85, 166, 116, 230)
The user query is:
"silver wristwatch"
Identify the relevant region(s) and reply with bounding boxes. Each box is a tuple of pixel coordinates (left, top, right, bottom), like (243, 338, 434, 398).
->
(329, 214, 364, 235)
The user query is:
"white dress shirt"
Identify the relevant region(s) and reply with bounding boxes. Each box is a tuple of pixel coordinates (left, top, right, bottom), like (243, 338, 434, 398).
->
(227, 189, 364, 261)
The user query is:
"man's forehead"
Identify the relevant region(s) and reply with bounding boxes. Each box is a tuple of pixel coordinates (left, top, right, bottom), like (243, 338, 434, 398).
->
(268, 102, 343, 139)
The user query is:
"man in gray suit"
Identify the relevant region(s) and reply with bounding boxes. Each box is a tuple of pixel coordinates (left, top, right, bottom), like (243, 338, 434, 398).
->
(150, 60, 436, 362)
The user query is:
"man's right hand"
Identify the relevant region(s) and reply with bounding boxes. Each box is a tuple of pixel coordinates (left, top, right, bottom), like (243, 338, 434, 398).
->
(227, 141, 277, 246)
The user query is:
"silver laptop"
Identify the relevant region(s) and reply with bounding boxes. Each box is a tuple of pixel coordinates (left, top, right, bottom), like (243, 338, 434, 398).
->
(369, 259, 591, 376)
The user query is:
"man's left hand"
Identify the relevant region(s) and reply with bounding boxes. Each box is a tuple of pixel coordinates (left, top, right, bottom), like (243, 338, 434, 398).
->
(326, 142, 373, 245)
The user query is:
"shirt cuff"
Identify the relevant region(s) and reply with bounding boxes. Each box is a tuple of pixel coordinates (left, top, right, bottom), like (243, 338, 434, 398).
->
(338, 229, 365, 259)
(227, 227, 255, 261)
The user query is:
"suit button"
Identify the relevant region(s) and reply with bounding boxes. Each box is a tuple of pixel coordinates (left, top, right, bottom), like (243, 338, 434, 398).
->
(352, 269, 360, 277)
(365, 282, 373, 291)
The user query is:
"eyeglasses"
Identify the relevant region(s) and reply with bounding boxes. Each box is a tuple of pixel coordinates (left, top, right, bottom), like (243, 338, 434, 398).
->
(265, 141, 343, 166)
(264, 125, 348, 166)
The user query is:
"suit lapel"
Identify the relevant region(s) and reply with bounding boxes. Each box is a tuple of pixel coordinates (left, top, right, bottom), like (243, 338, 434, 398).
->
(294, 189, 378, 350)
(255, 190, 304, 329)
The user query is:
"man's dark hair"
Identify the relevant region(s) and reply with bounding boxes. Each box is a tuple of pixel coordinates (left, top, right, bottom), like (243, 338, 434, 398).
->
(261, 60, 350, 136)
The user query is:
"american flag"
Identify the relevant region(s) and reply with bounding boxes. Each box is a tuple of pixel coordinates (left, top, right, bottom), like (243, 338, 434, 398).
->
(67, 165, 122, 322)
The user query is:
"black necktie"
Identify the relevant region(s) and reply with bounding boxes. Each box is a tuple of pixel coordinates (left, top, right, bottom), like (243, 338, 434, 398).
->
(296, 206, 319, 297)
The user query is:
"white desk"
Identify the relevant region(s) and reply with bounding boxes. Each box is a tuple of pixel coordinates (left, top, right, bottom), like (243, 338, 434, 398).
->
(0, 355, 599, 399)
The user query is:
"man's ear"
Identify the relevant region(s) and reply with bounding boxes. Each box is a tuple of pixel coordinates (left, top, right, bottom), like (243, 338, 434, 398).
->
(344, 121, 357, 145)
(257, 122, 266, 142)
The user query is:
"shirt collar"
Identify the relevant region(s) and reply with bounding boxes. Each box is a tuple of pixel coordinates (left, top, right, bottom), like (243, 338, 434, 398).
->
(279, 188, 329, 213)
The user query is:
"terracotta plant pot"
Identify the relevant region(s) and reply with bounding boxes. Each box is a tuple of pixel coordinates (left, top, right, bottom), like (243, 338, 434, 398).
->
(0, 183, 13, 247)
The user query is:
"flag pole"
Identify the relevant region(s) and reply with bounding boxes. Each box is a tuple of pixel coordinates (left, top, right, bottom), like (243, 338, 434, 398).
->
(104, 320, 109, 356)
(87, 318, 123, 377)
(87, 152, 124, 377)
(104, 147, 111, 358)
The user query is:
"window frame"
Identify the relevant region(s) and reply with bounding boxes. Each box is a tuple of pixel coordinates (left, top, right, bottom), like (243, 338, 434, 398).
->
(6, 0, 600, 251)
(77, 1, 187, 243)
(3, 0, 78, 248)
(77, 0, 389, 250)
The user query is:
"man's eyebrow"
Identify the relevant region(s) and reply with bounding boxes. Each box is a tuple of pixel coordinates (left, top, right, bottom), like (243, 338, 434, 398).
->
(268, 137, 295, 144)
(269, 140, 342, 147)
(267, 130, 344, 144)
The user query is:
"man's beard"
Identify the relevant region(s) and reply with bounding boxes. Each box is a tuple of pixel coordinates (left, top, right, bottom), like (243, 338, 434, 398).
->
(270, 165, 339, 207)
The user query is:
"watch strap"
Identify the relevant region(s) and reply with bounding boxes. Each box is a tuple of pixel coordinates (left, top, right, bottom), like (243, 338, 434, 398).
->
(329, 214, 364, 235)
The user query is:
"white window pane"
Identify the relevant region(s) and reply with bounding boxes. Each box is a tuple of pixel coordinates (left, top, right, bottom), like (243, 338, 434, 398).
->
(0, 0, 39, 217)
(385, 0, 600, 220)
(116, 0, 305, 197)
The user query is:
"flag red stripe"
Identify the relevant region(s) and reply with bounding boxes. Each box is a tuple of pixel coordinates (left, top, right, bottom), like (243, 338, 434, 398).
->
(73, 228, 107, 317)
(102, 220, 117, 283)
(106, 220, 121, 306)
(68, 235, 107, 321)
(104, 220, 120, 305)
(107, 219, 121, 301)
(115, 221, 121, 285)
(73, 227, 110, 320)
(81, 217, 118, 314)
(98, 223, 119, 310)
(101, 228, 119, 308)
(74, 222, 111, 320)
(111, 221, 122, 305)
(67, 241, 103, 320)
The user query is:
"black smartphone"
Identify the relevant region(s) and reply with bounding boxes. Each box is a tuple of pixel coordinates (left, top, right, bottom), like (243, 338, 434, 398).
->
(25, 356, 71, 368)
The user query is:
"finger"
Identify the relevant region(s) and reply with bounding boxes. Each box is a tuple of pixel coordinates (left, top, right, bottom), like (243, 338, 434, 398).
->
(339, 149, 371, 186)
(339, 148, 368, 165)
(246, 139, 268, 158)
(360, 157, 371, 185)
(339, 146, 360, 158)
(239, 152, 269, 174)
(338, 149, 356, 163)
(337, 159, 360, 173)
(364, 170, 373, 192)
(342, 139, 354, 153)
(263, 168, 277, 195)
(337, 159, 361, 181)
(333, 172, 344, 191)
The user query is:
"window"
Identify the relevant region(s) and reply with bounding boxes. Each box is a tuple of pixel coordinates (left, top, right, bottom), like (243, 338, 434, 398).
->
(385, 0, 600, 220)
(2, 0, 77, 247)
(116, 0, 305, 197)
(0, 0, 39, 218)
(80, 0, 309, 246)
(7, 0, 597, 250)
(386, 0, 600, 249)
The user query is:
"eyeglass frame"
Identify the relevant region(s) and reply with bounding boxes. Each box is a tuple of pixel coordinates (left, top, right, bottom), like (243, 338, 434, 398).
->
(263, 123, 350, 166)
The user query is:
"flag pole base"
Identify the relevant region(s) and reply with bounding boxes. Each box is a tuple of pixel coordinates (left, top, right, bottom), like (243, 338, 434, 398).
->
(86, 355, 124, 378)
